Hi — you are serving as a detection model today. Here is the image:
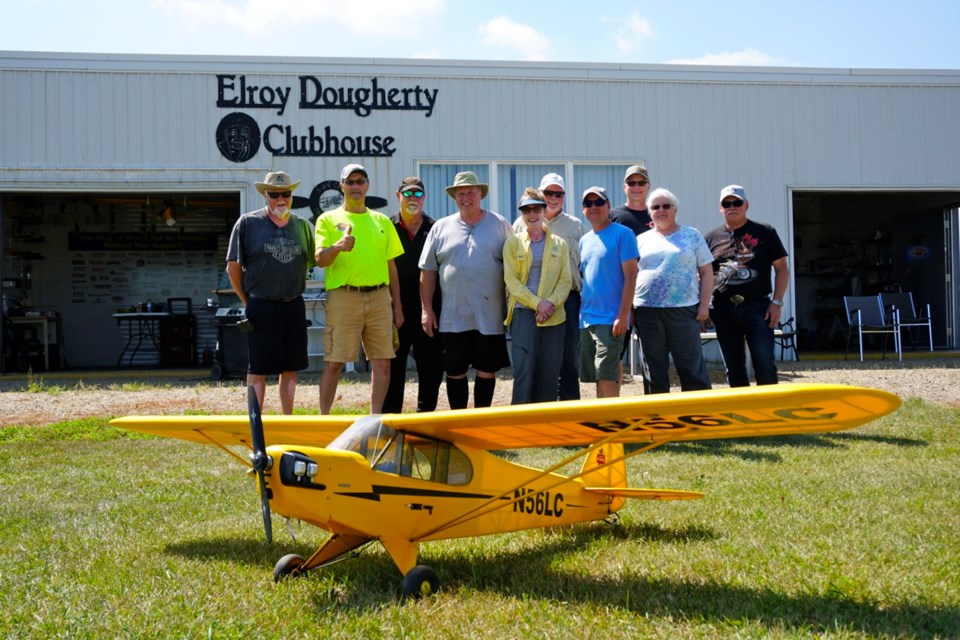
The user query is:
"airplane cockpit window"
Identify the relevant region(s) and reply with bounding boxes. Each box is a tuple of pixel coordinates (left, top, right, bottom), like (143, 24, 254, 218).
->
(328, 416, 397, 468)
(327, 417, 472, 485)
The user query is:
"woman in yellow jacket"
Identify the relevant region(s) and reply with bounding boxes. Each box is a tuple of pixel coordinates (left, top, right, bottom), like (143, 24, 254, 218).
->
(503, 188, 573, 404)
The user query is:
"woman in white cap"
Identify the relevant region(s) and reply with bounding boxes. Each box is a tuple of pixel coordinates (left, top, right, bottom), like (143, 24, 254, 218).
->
(503, 188, 572, 404)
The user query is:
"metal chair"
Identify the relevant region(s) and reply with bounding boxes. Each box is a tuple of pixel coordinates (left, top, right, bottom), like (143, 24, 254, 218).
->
(843, 295, 901, 362)
(774, 317, 798, 361)
(880, 292, 933, 351)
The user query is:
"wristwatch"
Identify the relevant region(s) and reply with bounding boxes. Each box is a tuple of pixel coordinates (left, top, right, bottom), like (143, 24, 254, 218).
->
(770, 299, 784, 307)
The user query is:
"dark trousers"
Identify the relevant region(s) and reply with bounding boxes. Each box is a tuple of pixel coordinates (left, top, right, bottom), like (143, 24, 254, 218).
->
(710, 299, 778, 387)
(510, 308, 565, 404)
(557, 291, 582, 400)
(633, 305, 712, 394)
(382, 321, 443, 413)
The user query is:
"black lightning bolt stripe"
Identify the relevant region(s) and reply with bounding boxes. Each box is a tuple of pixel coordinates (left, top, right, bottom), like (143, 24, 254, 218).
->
(336, 484, 498, 502)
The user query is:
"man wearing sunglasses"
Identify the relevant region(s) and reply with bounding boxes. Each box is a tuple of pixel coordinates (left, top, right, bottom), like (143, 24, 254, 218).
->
(382, 176, 443, 414)
(511, 173, 585, 401)
(610, 164, 653, 391)
(610, 164, 653, 235)
(704, 184, 789, 387)
(315, 163, 404, 414)
(226, 170, 316, 414)
(578, 186, 639, 398)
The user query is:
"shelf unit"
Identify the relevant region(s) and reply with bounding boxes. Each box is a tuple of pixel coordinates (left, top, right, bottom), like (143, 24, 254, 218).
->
(795, 235, 896, 350)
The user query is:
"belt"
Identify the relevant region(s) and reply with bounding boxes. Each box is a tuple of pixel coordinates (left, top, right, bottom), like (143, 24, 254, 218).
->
(718, 294, 770, 305)
(339, 284, 387, 293)
(248, 293, 301, 302)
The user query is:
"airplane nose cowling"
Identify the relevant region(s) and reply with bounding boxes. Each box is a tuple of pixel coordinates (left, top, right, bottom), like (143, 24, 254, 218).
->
(268, 447, 331, 525)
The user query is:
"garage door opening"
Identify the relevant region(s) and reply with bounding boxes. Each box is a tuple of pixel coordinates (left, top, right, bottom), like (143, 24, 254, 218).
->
(792, 190, 959, 353)
(2, 191, 242, 371)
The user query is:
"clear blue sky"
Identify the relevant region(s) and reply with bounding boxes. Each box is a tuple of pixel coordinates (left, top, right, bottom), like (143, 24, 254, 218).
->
(3, 0, 958, 70)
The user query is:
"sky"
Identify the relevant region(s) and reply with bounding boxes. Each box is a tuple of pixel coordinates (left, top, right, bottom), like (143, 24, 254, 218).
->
(2, 0, 959, 70)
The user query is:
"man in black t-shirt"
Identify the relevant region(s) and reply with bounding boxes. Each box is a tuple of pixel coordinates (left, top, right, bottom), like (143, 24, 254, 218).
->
(610, 164, 652, 234)
(704, 185, 789, 387)
(382, 176, 443, 413)
(610, 164, 652, 390)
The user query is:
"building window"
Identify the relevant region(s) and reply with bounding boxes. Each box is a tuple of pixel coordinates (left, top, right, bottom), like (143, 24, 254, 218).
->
(419, 162, 641, 223)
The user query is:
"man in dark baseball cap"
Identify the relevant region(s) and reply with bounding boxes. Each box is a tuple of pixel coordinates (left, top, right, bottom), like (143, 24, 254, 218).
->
(382, 177, 443, 414)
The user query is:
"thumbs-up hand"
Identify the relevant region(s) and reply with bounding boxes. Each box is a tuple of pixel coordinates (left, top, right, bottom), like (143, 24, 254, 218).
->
(336, 223, 355, 252)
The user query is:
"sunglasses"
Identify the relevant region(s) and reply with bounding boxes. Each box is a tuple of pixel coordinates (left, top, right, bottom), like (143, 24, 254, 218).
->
(401, 189, 424, 198)
(542, 189, 565, 198)
(649, 203, 674, 211)
(520, 205, 544, 213)
(342, 178, 368, 186)
(721, 199, 744, 208)
(266, 191, 292, 199)
(625, 180, 649, 187)
(582, 199, 607, 208)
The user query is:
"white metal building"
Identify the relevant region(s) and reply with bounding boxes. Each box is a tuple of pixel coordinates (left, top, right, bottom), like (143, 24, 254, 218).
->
(2, 51, 959, 370)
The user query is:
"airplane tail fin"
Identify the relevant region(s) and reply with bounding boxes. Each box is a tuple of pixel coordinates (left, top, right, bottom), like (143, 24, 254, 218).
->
(579, 443, 628, 512)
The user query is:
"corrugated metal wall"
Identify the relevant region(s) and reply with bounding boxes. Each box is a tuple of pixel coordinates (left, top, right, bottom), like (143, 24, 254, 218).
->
(2, 54, 959, 367)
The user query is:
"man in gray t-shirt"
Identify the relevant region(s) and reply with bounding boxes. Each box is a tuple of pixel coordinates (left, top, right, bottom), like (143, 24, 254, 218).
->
(226, 170, 315, 415)
(419, 171, 513, 409)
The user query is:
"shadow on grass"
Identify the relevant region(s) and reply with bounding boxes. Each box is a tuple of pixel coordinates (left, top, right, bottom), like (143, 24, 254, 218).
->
(165, 536, 323, 567)
(163, 522, 955, 636)
(433, 522, 956, 638)
(660, 430, 926, 462)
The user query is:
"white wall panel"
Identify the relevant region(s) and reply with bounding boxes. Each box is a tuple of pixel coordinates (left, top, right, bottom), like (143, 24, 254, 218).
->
(2, 53, 960, 365)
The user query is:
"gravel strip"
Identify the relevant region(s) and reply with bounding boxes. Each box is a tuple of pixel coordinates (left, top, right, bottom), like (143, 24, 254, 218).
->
(1, 358, 957, 427)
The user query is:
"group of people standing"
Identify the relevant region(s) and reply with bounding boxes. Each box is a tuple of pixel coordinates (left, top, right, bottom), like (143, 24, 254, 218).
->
(226, 163, 788, 415)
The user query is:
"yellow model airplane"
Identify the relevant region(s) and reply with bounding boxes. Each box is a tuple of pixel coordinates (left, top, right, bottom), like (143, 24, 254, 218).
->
(111, 383, 900, 598)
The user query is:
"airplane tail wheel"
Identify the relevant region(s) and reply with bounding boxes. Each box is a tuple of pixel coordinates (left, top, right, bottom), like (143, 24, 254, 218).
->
(401, 565, 439, 599)
(273, 554, 305, 582)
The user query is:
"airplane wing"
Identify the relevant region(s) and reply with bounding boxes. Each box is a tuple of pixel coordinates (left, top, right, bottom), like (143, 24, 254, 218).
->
(109, 414, 356, 448)
(378, 383, 900, 451)
(110, 384, 899, 453)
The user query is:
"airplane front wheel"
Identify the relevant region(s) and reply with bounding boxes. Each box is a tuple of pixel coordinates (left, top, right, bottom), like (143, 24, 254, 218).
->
(401, 565, 439, 599)
(273, 553, 305, 582)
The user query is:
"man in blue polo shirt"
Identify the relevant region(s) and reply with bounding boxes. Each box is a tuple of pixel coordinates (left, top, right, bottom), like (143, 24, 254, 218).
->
(578, 186, 639, 398)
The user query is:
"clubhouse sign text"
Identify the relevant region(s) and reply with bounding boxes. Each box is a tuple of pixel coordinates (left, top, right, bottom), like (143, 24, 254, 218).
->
(214, 74, 439, 162)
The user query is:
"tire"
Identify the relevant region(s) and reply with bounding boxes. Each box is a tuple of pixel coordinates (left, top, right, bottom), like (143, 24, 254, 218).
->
(210, 363, 223, 381)
(401, 565, 439, 599)
(273, 553, 305, 582)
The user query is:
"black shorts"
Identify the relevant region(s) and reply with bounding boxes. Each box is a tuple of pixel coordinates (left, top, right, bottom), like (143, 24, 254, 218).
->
(244, 296, 309, 375)
(440, 330, 511, 376)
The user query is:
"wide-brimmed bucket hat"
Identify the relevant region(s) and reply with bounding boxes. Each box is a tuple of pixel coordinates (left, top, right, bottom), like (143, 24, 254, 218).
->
(255, 171, 302, 195)
(445, 171, 488, 199)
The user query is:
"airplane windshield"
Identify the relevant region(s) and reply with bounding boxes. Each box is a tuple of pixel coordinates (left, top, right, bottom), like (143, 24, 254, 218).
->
(327, 416, 396, 467)
(327, 416, 473, 485)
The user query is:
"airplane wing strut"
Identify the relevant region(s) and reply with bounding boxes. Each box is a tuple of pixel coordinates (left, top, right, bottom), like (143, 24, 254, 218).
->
(411, 418, 676, 541)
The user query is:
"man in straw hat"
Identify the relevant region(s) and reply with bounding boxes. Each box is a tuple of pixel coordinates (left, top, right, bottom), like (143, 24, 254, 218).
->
(226, 170, 316, 414)
(315, 163, 404, 414)
(419, 171, 513, 409)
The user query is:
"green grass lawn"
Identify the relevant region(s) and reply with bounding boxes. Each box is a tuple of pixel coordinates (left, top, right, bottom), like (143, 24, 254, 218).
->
(1, 399, 958, 639)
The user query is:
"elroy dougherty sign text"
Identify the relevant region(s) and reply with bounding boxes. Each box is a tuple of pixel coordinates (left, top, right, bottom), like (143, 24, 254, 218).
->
(214, 74, 439, 163)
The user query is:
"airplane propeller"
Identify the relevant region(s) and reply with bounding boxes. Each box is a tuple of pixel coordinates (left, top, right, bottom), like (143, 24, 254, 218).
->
(247, 386, 273, 543)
